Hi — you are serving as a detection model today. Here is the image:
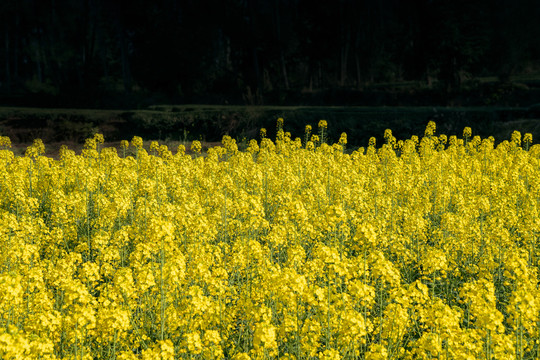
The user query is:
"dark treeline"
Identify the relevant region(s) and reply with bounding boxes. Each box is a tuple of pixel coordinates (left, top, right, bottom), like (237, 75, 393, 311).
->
(1, 0, 540, 108)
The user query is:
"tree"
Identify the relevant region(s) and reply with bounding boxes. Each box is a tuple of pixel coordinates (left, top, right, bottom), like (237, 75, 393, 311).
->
(426, 0, 490, 91)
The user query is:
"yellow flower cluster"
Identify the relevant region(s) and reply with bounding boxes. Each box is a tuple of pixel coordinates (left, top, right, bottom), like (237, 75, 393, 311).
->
(0, 135, 11, 148)
(0, 120, 539, 359)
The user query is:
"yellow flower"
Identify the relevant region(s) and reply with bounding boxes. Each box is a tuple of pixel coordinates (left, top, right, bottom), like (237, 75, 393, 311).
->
(339, 132, 347, 145)
(318, 348, 341, 360)
(232, 353, 251, 360)
(176, 143, 186, 154)
(424, 121, 436, 136)
(0, 136, 12, 148)
(253, 322, 278, 356)
(93, 133, 105, 144)
(277, 117, 284, 129)
(191, 140, 202, 154)
(247, 139, 259, 153)
(185, 331, 203, 354)
(25, 138, 45, 157)
(511, 130, 521, 146)
(3, 122, 540, 360)
(159, 339, 175, 360)
(82, 137, 95, 151)
(131, 135, 143, 148)
(150, 140, 159, 153)
(439, 134, 447, 144)
(142, 340, 175, 360)
(203, 329, 221, 345)
(365, 344, 388, 360)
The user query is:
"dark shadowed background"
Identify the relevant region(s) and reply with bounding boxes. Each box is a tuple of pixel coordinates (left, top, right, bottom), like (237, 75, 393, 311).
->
(1, 0, 540, 152)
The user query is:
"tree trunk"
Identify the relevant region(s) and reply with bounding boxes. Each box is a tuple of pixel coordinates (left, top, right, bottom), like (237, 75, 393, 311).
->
(339, 2, 351, 87)
(274, 0, 289, 90)
(119, 29, 132, 93)
(280, 51, 289, 90)
(355, 52, 362, 90)
(318, 61, 322, 88)
(251, 47, 260, 93)
(13, 14, 18, 80)
(248, 0, 262, 95)
(306, 58, 314, 91)
(440, 54, 460, 92)
(4, 25, 10, 90)
(226, 36, 232, 71)
(340, 36, 350, 87)
(35, 43, 42, 83)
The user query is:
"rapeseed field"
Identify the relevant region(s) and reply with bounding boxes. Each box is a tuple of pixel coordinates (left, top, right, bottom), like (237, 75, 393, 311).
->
(0, 120, 539, 359)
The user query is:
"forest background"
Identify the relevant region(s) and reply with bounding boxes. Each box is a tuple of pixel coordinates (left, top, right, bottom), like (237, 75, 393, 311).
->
(1, 0, 540, 153)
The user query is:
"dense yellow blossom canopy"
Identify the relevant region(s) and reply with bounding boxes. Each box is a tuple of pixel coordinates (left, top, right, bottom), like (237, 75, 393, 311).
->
(0, 123, 539, 359)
